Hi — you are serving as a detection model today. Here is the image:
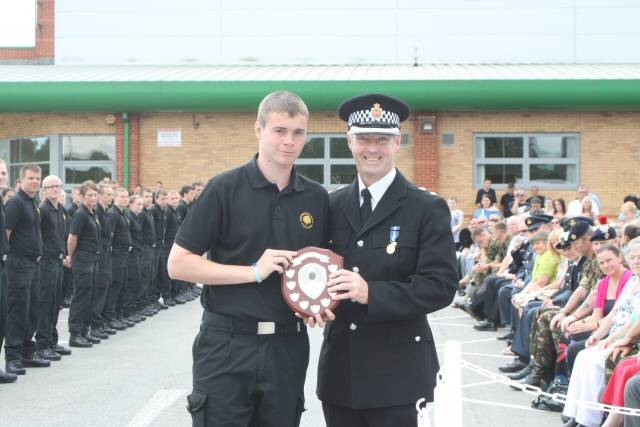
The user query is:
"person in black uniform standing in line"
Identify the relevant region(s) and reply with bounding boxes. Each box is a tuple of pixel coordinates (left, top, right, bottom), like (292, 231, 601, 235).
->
(138, 188, 157, 316)
(4, 164, 50, 375)
(94, 183, 118, 334)
(35, 175, 69, 361)
(0, 159, 17, 382)
(67, 180, 102, 348)
(150, 190, 169, 309)
(123, 195, 145, 323)
(317, 94, 458, 426)
(164, 191, 182, 305)
(168, 91, 329, 426)
(177, 185, 193, 223)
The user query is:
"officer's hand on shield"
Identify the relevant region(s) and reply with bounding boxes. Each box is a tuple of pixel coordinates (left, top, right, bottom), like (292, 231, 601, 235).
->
(327, 269, 368, 304)
(256, 249, 297, 277)
(296, 309, 336, 328)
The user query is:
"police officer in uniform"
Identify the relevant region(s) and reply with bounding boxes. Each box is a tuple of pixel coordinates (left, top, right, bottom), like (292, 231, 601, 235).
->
(35, 175, 68, 361)
(138, 188, 157, 316)
(94, 183, 116, 334)
(168, 91, 329, 426)
(0, 159, 17, 382)
(4, 164, 50, 375)
(150, 190, 169, 309)
(317, 94, 458, 426)
(124, 195, 145, 323)
(106, 188, 134, 328)
(67, 181, 102, 347)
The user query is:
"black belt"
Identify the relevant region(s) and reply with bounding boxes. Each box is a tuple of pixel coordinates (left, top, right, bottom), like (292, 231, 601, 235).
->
(43, 253, 65, 260)
(11, 253, 41, 263)
(113, 246, 131, 253)
(203, 312, 303, 335)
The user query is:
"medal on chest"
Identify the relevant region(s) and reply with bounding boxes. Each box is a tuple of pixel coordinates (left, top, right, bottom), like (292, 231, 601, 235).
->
(386, 225, 400, 254)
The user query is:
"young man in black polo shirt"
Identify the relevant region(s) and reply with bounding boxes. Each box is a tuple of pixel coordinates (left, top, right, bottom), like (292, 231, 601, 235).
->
(4, 164, 49, 375)
(177, 185, 193, 224)
(123, 195, 145, 323)
(169, 91, 329, 426)
(164, 191, 182, 305)
(0, 160, 17, 382)
(35, 175, 70, 361)
(106, 188, 134, 328)
(93, 183, 117, 334)
(192, 181, 204, 201)
(149, 190, 168, 309)
(138, 188, 157, 316)
(67, 181, 102, 348)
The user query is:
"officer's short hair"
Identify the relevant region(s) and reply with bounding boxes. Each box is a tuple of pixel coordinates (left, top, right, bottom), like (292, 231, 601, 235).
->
(79, 180, 98, 196)
(139, 187, 152, 197)
(180, 185, 194, 196)
(192, 181, 203, 188)
(257, 91, 309, 127)
(129, 194, 142, 205)
(494, 222, 507, 233)
(98, 183, 112, 195)
(19, 164, 42, 179)
(155, 189, 168, 198)
(114, 187, 128, 197)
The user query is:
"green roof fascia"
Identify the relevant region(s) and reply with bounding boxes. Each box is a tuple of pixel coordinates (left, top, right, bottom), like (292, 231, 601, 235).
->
(1, 79, 640, 112)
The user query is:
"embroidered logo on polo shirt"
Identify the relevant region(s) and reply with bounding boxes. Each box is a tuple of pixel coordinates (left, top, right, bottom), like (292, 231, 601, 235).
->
(299, 212, 314, 230)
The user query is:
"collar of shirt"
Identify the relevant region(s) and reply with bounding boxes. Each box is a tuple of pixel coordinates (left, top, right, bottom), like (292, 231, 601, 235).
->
(358, 167, 396, 211)
(18, 188, 35, 201)
(45, 198, 59, 211)
(245, 153, 305, 192)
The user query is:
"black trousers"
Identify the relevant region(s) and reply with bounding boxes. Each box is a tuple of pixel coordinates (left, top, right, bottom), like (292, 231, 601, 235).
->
(159, 248, 172, 300)
(105, 249, 128, 321)
(482, 275, 512, 325)
(35, 256, 63, 350)
(124, 249, 141, 316)
(188, 313, 308, 427)
(0, 260, 7, 351)
(139, 245, 154, 308)
(322, 402, 416, 427)
(63, 265, 73, 301)
(4, 254, 40, 361)
(68, 251, 98, 335)
(92, 248, 111, 328)
(151, 246, 162, 301)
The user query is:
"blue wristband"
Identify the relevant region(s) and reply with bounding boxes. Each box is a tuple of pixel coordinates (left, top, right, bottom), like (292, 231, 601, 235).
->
(252, 262, 263, 284)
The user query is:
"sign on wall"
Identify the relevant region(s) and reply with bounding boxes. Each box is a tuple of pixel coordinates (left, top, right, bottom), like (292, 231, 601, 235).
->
(157, 128, 182, 147)
(0, 0, 37, 48)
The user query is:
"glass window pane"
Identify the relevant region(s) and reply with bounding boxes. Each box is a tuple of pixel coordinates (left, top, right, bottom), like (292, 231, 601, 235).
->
(329, 137, 351, 159)
(483, 137, 503, 158)
(529, 136, 578, 159)
(10, 137, 50, 163)
(482, 137, 523, 158)
(504, 138, 524, 158)
(0, 140, 9, 164)
(300, 137, 324, 159)
(331, 164, 357, 185)
(482, 164, 523, 185)
(62, 135, 115, 161)
(530, 164, 575, 185)
(65, 166, 112, 184)
(9, 139, 20, 163)
(296, 165, 323, 184)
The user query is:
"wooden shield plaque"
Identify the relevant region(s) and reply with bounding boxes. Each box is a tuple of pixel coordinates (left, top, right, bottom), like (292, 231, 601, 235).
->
(282, 246, 343, 318)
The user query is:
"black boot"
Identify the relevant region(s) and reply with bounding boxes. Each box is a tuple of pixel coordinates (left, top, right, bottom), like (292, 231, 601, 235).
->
(507, 360, 533, 380)
(511, 361, 550, 391)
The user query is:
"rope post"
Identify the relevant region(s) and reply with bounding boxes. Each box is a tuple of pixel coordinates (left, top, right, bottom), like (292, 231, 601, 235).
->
(434, 340, 463, 427)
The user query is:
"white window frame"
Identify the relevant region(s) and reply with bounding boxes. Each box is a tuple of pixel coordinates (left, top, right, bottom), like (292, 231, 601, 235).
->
(60, 134, 116, 190)
(474, 132, 580, 190)
(296, 134, 356, 191)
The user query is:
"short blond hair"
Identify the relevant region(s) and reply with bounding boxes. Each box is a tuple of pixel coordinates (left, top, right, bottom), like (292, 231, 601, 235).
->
(257, 91, 309, 127)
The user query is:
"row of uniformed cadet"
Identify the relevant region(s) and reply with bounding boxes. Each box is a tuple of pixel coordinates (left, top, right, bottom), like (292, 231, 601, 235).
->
(0, 169, 200, 382)
(168, 91, 458, 426)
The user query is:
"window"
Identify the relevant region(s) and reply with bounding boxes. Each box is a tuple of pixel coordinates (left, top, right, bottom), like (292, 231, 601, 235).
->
(474, 133, 579, 189)
(61, 135, 115, 186)
(9, 136, 51, 185)
(296, 135, 357, 190)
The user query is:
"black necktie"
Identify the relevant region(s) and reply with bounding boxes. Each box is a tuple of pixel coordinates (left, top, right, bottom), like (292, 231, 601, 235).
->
(360, 188, 372, 226)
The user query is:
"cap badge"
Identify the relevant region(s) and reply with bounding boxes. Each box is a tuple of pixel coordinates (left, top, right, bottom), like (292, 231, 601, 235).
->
(371, 103, 383, 120)
(299, 212, 314, 230)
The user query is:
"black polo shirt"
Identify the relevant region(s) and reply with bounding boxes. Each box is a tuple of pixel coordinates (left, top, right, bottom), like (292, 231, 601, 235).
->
(96, 204, 112, 250)
(126, 210, 143, 251)
(5, 188, 43, 258)
(39, 198, 67, 257)
(108, 205, 132, 251)
(164, 206, 179, 251)
(68, 202, 80, 217)
(140, 208, 156, 247)
(175, 154, 330, 323)
(176, 200, 190, 225)
(69, 204, 101, 255)
(0, 201, 9, 256)
(149, 204, 166, 247)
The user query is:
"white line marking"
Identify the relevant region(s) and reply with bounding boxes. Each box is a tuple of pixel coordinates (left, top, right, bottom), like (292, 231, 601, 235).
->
(436, 349, 513, 360)
(428, 314, 469, 321)
(429, 322, 474, 327)
(58, 341, 68, 345)
(462, 380, 499, 389)
(127, 389, 188, 427)
(462, 398, 540, 412)
(435, 338, 502, 347)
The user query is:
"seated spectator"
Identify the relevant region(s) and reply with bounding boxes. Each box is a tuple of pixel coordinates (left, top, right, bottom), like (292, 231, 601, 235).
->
(526, 186, 546, 207)
(543, 198, 554, 216)
(510, 188, 529, 215)
(568, 185, 601, 216)
(473, 195, 502, 221)
(581, 196, 598, 220)
(620, 201, 640, 222)
(623, 223, 640, 247)
(500, 183, 515, 218)
(475, 179, 497, 207)
(528, 197, 544, 216)
(553, 198, 567, 220)
(448, 197, 465, 250)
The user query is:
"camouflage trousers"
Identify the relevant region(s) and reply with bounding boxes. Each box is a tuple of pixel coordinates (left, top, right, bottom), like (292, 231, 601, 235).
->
(531, 307, 563, 369)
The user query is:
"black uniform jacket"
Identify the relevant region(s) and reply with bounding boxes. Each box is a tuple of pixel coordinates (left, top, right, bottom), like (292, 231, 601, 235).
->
(317, 171, 458, 409)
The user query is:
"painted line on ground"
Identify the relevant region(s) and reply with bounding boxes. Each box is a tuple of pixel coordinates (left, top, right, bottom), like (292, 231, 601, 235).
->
(462, 398, 539, 412)
(127, 389, 188, 427)
(428, 314, 470, 321)
(429, 322, 474, 327)
(462, 380, 500, 389)
(436, 349, 513, 360)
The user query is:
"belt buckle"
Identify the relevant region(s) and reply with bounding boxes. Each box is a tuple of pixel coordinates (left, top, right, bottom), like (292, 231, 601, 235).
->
(59, 254, 64, 260)
(1, 254, 6, 261)
(36, 256, 41, 262)
(128, 246, 133, 252)
(257, 322, 276, 335)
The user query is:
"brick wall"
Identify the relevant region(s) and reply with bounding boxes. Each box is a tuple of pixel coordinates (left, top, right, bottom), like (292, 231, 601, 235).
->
(0, 0, 55, 64)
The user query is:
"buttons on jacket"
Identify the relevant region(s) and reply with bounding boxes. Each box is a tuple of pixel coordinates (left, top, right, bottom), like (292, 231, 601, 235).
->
(352, 266, 359, 273)
(349, 323, 358, 331)
(414, 336, 421, 342)
(356, 240, 364, 247)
